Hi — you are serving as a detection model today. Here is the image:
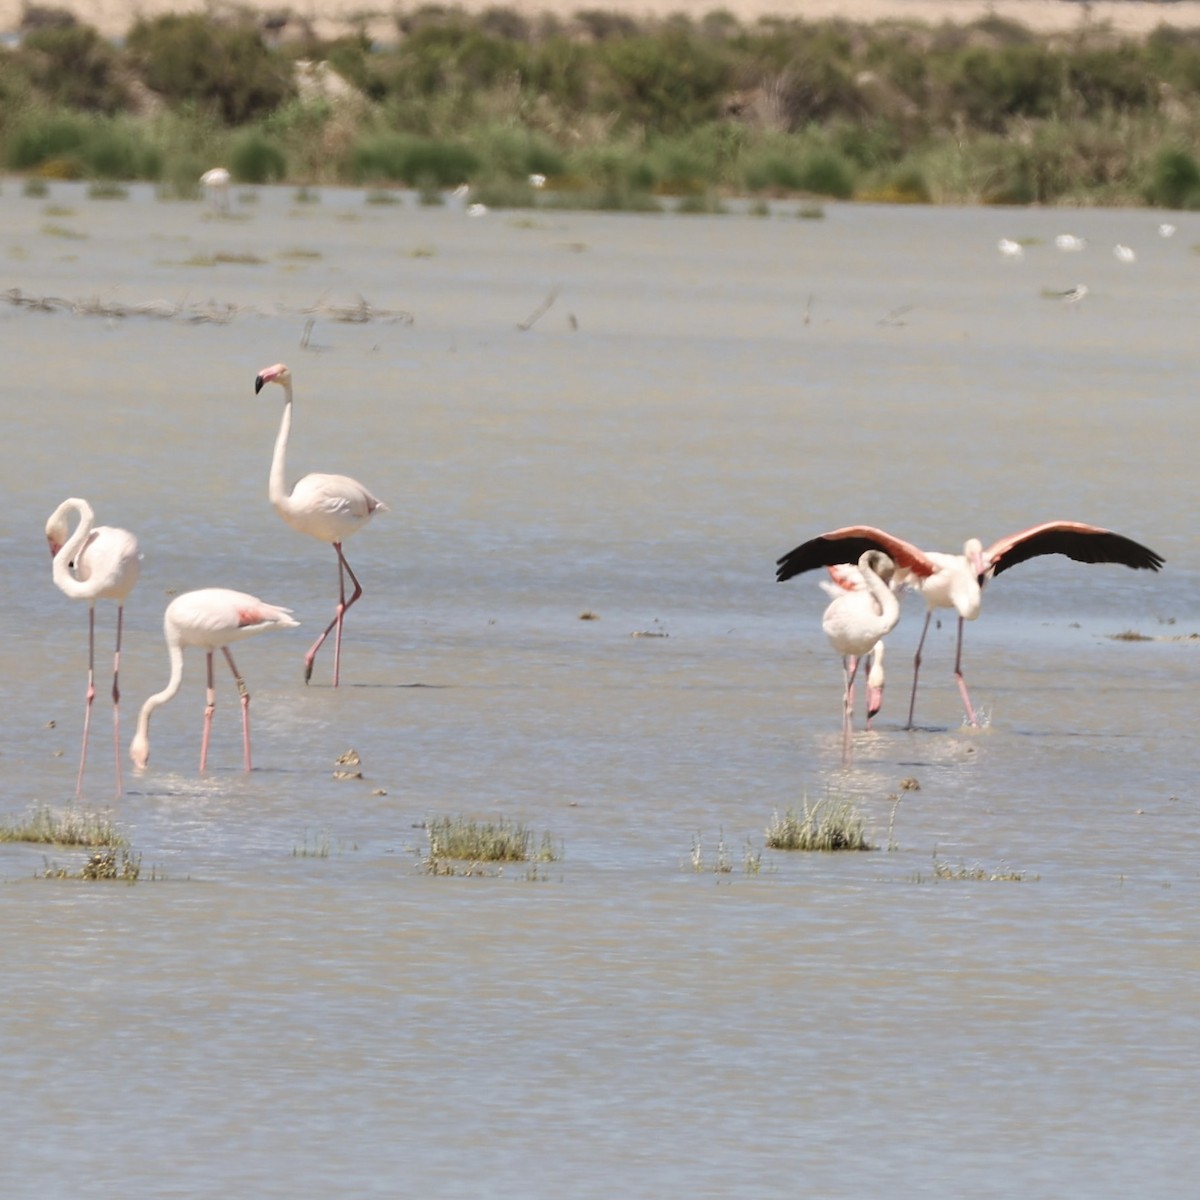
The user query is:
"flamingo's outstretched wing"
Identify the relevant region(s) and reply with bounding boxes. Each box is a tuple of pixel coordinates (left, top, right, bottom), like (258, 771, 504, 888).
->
(776, 525, 933, 583)
(984, 521, 1165, 579)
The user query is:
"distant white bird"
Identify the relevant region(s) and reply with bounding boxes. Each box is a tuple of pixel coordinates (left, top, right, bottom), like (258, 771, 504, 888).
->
(528, 173, 547, 189)
(1060, 283, 1088, 306)
(200, 167, 231, 214)
(997, 238, 1024, 258)
(1114, 244, 1136, 263)
(467, 202, 489, 217)
(1055, 234, 1087, 252)
(1159, 222, 1176, 238)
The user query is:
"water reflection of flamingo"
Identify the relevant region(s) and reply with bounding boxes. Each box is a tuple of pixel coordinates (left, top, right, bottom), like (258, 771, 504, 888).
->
(129, 588, 298, 773)
(46, 498, 140, 797)
(255, 363, 386, 686)
(817, 550, 900, 765)
(777, 523, 1165, 729)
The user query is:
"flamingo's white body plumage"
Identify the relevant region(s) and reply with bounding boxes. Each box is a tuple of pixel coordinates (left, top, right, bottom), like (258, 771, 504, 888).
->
(46, 497, 140, 796)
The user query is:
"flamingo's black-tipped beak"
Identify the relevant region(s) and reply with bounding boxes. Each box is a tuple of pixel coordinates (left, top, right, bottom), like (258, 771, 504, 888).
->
(867, 685, 884, 722)
(254, 375, 266, 394)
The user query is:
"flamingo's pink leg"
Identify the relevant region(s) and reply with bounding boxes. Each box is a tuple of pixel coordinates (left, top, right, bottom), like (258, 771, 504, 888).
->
(865, 648, 882, 730)
(841, 654, 861, 766)
(906, 610, 934, 730)
(111, 604, 124, 797)
(304, 543, 363, 688)
(222, 647, 251, 771)
(953, 617, 978, 727)
(76, 604, 97, 798)
(200, 651, 216, 772)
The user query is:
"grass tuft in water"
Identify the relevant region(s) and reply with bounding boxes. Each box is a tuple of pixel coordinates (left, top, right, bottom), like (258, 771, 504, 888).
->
(87, 181, 128, 199)
(42, 848, 142, 882)
(765, 795, 873, 852)
(0, 804, 126, 847)
(921, 850, 1034, 883)
(424, 815, 559, 875)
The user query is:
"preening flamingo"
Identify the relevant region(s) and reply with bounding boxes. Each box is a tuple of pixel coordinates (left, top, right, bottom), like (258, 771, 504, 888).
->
(45, 498, 140, 797)
(255, 363, 386, 686)
(777, 522, 1164, 729)
(821, 563, 891, 728)
(129, 588, 298, 773)
(819, 550, 901, 765)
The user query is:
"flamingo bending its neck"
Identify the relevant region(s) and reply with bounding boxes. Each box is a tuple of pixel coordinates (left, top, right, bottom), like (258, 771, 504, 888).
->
(819, 550, 900, 765)
(822, 562, 891, 727)
(777, 522, 1164, 729)
(255, 363, 386, 686)
(46, 498, 140, 797)
(129, 588, 298, 773)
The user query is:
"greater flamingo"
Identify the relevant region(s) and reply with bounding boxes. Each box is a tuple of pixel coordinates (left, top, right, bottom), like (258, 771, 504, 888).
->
(45, 498, 140, 797)
(200, 167, 231, 213)
(129, 588, 298, 773)
(818, 550, 901, 764)
(777, 523, 1164, 729)
(821, 563, 891, 728)
(255, 363, 386, 686)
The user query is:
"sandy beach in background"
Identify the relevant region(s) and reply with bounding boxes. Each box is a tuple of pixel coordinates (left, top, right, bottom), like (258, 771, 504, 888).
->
(6, 0, 1200, 41)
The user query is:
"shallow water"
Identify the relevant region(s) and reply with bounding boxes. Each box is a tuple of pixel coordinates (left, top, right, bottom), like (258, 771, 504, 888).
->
(1, 183, 1197, 1198)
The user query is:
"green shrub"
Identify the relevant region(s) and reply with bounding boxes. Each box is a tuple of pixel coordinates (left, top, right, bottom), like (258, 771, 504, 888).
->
(1145, 146, 1200, 209)
(126, 13, 293, 124)
(20, 22, 129, 113)
(796, 147, 855, 198)
(348, 131, 478, 185)
(228, 128, 286, 183)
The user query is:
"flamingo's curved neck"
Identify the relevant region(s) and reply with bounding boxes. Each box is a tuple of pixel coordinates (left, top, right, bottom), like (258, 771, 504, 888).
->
(50, 498, 96, 600)
(130, 637, 185, 766)
(864, 559, 899, 625)
(269, 380, 294, 512)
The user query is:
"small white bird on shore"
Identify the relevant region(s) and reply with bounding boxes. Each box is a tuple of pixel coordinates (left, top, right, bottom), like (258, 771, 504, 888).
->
(1114, 244, 1136, 263)
(1055, 234, 1086, 252)
(997, 238, 1023, 258)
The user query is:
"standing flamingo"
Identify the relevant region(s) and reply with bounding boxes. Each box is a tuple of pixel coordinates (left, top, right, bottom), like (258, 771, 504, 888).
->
(45, 498, 140, 797)
(777, 522, 1164, 729)
(200, 167, 231, 214)
(818, 550, 901, 765)
(129, 588, 298, 773)
(255, 363, 386, 686)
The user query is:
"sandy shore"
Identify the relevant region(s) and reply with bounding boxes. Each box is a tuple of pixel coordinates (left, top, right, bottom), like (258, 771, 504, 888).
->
(7, 0, 1200, 41)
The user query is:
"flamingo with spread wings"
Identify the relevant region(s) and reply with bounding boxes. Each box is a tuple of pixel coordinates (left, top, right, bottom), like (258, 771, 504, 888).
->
(777, 522, 1164, 728)
(46, 498, 140, 797)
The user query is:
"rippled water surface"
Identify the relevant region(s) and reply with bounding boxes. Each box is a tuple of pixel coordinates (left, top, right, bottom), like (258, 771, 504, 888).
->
(2, 184, 1197, 1198)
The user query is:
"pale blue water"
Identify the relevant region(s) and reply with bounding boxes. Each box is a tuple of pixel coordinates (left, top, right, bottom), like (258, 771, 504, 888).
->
(1, 183, 1196, 1198)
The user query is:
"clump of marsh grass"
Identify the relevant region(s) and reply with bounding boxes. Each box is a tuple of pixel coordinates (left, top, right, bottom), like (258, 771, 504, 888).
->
(765, 795, 873, 852)
(690, 829, 733, 873)
(42, 848, 142, 882)
(87, 181, 128, 199)
(423, 815, 559, 876)
(916, 850, 1034, 883)
(0, 804, 126, 848)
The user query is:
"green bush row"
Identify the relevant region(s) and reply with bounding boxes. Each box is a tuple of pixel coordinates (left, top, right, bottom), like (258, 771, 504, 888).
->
(4, 7, 1200, 207)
